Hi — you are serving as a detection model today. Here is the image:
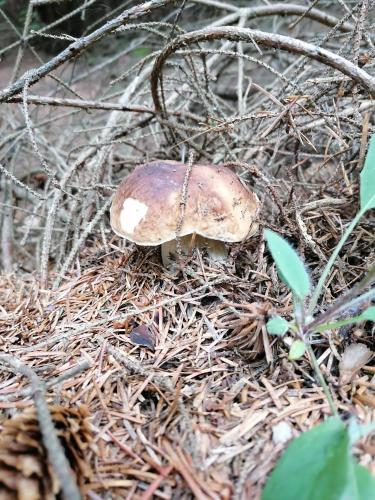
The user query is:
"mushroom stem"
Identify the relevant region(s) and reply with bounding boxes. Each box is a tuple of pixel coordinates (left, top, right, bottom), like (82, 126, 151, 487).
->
(161, 234, 228, 267)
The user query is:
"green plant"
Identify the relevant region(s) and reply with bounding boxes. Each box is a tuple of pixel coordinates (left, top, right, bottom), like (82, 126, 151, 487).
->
(263, 418, 375, 500)
(262, 134, 375, 499)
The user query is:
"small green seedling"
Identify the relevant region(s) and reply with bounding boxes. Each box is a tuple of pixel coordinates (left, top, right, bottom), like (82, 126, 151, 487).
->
(265, 134, 375, 375)
(288, 340, 306, 360)
(262, 134, 375, 499)
(266, 316, 289, 336)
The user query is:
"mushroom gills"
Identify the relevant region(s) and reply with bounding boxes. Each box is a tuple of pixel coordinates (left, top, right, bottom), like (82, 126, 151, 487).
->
(161, 234, 228, 267)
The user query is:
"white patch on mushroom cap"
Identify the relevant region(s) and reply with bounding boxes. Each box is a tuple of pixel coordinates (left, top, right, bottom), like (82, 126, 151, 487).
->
(120, 198, 148, 234)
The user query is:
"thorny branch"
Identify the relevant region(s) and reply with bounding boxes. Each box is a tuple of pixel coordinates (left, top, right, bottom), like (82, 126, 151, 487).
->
(151, 26, 375, 116)
(0, 0, 178, 103)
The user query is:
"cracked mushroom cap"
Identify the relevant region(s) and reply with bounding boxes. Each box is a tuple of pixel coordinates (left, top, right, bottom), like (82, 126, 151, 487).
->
(110, 160, 259, 245)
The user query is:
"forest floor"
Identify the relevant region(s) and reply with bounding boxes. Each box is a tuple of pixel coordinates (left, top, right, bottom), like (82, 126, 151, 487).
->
(0, 1, 374, 499)
(1, 210, 374, 498)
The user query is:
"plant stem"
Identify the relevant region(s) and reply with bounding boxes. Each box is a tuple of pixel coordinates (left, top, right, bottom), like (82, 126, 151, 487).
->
(308, 208, 366, 315)
(293, 298, 338, 416)
(306, 343, 338, 417)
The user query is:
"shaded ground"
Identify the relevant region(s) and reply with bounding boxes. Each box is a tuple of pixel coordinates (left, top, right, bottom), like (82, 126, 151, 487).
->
(1, 231, 374, 497)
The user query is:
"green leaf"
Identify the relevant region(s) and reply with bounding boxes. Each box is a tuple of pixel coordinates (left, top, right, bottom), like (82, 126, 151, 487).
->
(359, 305, 375, 321)
(262, 418, 375, 500)
(314, 305, 375, 333)
(343, 459, 375, 499)
(360, 134, 375, 210)
(262, 418, 351, 500)
(288, 340, 306, 360)
(267, 316, 289, 336)
(265, 230, 310, 300)
(354, 463, 375, 499)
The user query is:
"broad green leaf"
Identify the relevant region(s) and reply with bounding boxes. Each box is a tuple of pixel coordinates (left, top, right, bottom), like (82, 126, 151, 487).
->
(265, 230, 310, 300)
(262, 418, 351, 500)
(360, 305, 375, 321)
(360, 134, 375, 210)
(288, 340, 306, 360)
(339, 460, 375, 499)
(354, 463, 375, 499)
(267, 316, 289, 336)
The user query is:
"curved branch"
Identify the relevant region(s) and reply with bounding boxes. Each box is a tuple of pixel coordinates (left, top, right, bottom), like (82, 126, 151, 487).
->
(192, 1, 355, 32)
(151, 26, 375, 114)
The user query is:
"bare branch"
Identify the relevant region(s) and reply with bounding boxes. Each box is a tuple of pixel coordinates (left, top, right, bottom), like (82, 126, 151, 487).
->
(151, 26, 375, 115)
(7, 95, 155, 114)
(191, 1, 355, 32)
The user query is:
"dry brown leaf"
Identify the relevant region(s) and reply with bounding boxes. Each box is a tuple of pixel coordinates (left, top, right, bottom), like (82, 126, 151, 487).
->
(129, 324, 156, 351)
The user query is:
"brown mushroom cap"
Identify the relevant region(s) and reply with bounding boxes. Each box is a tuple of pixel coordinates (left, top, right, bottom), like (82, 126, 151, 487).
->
(110, 160, 259, 246)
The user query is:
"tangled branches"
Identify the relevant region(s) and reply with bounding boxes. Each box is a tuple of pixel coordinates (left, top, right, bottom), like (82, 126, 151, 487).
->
(0, 0, 374, 282)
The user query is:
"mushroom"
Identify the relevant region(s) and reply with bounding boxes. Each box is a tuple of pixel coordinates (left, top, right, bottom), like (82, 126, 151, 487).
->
(110, 160, 259, 266)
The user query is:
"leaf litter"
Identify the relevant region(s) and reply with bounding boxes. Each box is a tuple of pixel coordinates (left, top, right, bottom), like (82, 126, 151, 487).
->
(0, 227, 373, 498)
